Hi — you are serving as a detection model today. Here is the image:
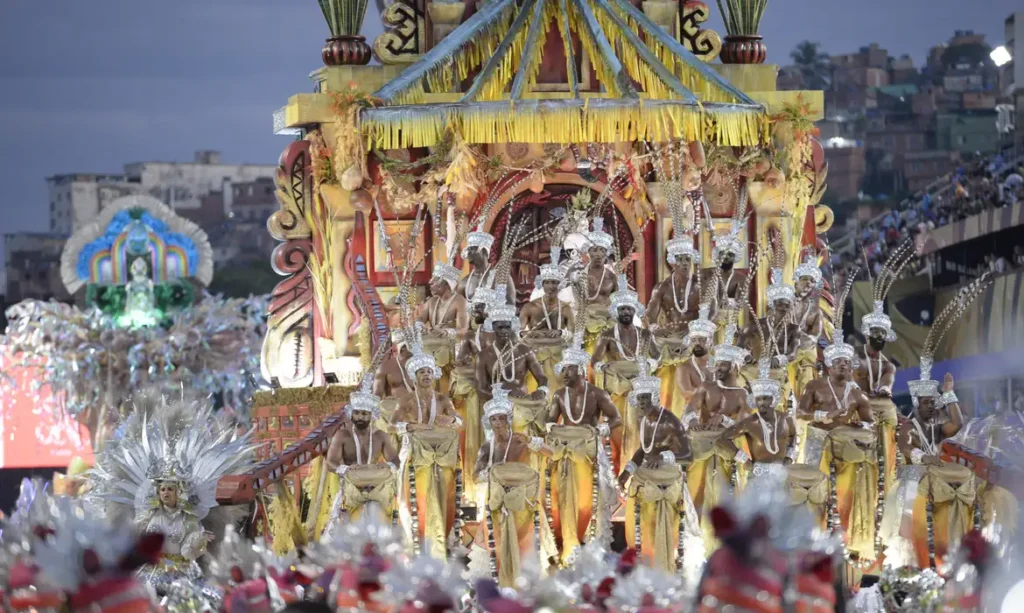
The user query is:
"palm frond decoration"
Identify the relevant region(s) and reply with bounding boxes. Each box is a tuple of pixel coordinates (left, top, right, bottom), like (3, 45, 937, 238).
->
(318, 0, 370, 37)
(716, 0, 768, 36)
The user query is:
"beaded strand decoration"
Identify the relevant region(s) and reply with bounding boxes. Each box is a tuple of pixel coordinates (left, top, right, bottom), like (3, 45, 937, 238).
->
(486, 481, 498, 578)
(534, 504, 542, 561)
(408, 469, 421, 556)
(675, 467, 687, 575)
(926, 493, 936, 569)
(634, 494, 643, 554)
(452, 467, 464, 557)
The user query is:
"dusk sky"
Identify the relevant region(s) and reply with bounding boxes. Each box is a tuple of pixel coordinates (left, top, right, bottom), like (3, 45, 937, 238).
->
(0, 0, 1018, 271)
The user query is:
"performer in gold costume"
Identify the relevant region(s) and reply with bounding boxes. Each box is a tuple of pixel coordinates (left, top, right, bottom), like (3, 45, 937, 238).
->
(417, 263, 469, 391)
(546, 334, 620, 563)
(674, 303, 717, 421)
(593, 274, 660, 469)
(392, 338, 463, 559)
(452, 286, 495, 508)
(457, 225, 514, 306)
(647, 234, 703, 418)
(520, 247, 574, 394)
(580, 218, 618, 352)
(685, 320, 750, 547)
(324, 375, 400, 533)
(854, 241, 914, 496)
(791, 252, 825, 402)
(617, 361, 698, 574)
(474, 385, 551, 587)
(741, 268, 798, 399)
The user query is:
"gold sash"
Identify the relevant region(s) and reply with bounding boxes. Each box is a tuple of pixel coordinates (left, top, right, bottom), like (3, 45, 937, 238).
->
(511, 395, 549, 438)
(422, 335, 454, 368)
(921, 463, 975, 543)
(546, 425, 597, 563)
(451, 367, 483, 502)
(821, 427, 879, 558)
(627, 464, 684, 573)
(406, 429, 459, 559)
(869, 396, 899, 495)
(488, 463, 540, 588)
(341, 465, 397, 517)
(786, 464, 828, 527)
(653, 329, 689, 365)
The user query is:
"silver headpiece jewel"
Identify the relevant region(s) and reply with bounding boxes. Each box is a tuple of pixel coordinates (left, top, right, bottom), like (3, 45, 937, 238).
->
(861, 300, 895, 342)
(687, 303, 717, 342)
(405, 339, 441, 381)
(484, 285, 520, 333)
(824, 269, 858, 368)
(666, 235, 699, 266)
(431, 262, 461, 289)
(88, 393, 257, 523)
(609, 274, 645, 318)
(586, 217, 614, 251)
(535, 246, 565, 288)
(861, 240, 915, 342)
(483, 384, 514, 426)
(766, 267, 796, 306)
(909, 274, 991, 406)
(348, 374, 382, 421)
(628, 357, 661, 407)
(711, 322, 749, 367)
(461, 224, 495, 259)
(748, 357, 782, 409)
(793, 252, 824, 288)
(556, 331, 591, 375)
(712, 220, 744, 263)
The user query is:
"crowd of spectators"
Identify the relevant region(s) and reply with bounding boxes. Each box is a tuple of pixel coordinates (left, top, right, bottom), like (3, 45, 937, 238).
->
(830, 153, 1024, 284)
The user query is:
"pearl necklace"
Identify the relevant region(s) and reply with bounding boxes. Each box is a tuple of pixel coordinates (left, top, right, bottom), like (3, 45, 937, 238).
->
(587, 265, 608, 301)
(614, 325, 639, 361)
(827, 378, 851, 412)
(912, 418, 939, 455)
(466, 265, 491, 301)
(430, 292, 457, 328)
(757, 411, 780, 455)
(540, 296, 563, 331)
(865, 352, 885, 393)
(671, 272, 693, 315)
(488, 432, 514, 469)
(640, 407, 665, 454)
(492, 341, 518, 383)
(351, 425, 374, 465)
(564, 383, 589, 425)
(416, 390, 437, 425)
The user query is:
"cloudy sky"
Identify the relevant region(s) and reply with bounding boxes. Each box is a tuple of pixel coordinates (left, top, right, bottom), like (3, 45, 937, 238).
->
(0, 0, 1018, 274)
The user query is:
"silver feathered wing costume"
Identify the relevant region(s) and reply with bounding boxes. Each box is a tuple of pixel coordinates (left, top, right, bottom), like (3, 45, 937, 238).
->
(87, 393, 257, 592)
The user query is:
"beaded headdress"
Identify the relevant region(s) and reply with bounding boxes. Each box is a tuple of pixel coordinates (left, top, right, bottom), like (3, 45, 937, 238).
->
(688, 303, 718, 343)
(470, 285, 496, 308)
(766, 267, 796, 307)
(627, 341, 660, 407)
(744, 299, 783, 408)
(347, 333, 392, 421)
(666, 233, 700, 265)
(585, 217, 615, 251)
(909, 274, 991, 406)
(461, 223, 495, 259)
(483, 291, 520, 334)
(482, 383, 514, 426)
(712, 185, 747, 263)
(793, 248, 824, 289)
(861, 239, 916, 342)
(609, 273, 645, 318)
(535, 246, 565, 289)
(711, 314, 749, 368)
(431, 262, 461, 289)
(823, 269, 858, 367)
(404, 338, 441, 381)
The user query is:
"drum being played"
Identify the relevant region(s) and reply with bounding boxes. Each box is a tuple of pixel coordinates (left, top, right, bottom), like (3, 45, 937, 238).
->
(598, 360, 640, 469)
(820, 426, 882, 561)
(401, 428, 460, 559)
(785, 463, 829, 528)
(324, 465, 398, 536)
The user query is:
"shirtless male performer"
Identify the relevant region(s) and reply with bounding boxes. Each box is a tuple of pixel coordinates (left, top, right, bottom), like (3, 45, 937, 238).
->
(374, 328, 415, 403)
(791, 254, 825, 400)
(900, 370, 963, 466)
(477, 295, 549, 436)
(582, 218, 618, 306)
(709, 219, 746, 306)
(418, 262, 470, 342)
(717, 358, 798, 475)
(545, 340, 621, 562)
(685, 323, 751, 431)
(520, 247, 574, 341)
(797, 337, 874, 433)
(616, 381, 689, 490)
(646, 235, 702, 332)
(742, 268, 799, 378)
(457, 226, 514, 305)
(391, 341, 463, 434)
(322, 382, 401, 532)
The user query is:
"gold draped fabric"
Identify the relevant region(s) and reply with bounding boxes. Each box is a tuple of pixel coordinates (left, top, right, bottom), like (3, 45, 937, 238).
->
(625, 464, 685, 573)
(524, 336, 565, 396)
(487, 463, 541, 588)
(340, 465, 398, 520)
(584, 304, 613, 355)
(739, 364, 790, 411)
(820, 427, 879, 559)
(654, 331, 690, 419)
(911, 463, 976, 569)
(423, 336, 455, 392)
(511, 396, 549, 439)
(402, 429, 459, 559)
(546, 425, 597, 564)
(869, 397, 899, 495)
(597, 360, 639, 471)
(451, 366, 483, 503)
(790, 347, 818, 403)
(690, 430, 745, 552)
(785, 464, 828, 528)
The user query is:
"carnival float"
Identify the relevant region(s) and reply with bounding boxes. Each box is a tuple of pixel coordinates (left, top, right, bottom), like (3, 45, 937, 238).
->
(0, 0, 1022, 611)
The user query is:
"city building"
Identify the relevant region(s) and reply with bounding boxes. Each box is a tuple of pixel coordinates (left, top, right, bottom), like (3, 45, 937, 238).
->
(936, 110, 1000, 154)
(1003, 12, 1023, 153)
(3, 233, 71, 303)
(895, 150, 961, 193)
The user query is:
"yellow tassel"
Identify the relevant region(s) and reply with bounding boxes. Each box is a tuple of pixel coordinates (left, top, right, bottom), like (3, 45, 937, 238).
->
(301, 457, 343, 538)
(267, 483, 306, 555)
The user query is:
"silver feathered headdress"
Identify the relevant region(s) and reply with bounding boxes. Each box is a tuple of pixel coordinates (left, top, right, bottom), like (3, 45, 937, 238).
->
(89, 392, 257, 524)
(861, 239, 916, 342)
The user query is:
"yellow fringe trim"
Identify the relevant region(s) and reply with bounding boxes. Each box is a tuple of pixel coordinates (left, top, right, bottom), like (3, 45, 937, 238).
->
(267, 483, 306, 555)
(568, 0, 621, 98)
(594, 7, 672, 101)
(302, 457, 342, 539)
(363, 104, 768, 149)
